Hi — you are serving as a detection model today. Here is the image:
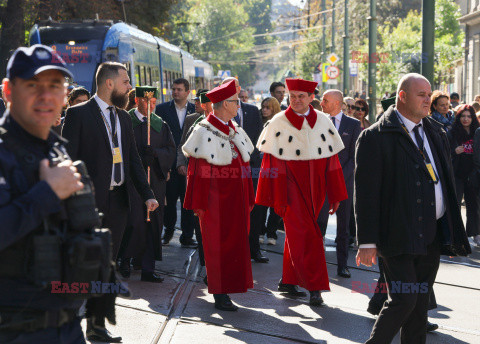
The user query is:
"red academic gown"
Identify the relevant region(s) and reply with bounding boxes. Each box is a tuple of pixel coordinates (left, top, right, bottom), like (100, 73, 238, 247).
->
(184, 114, 254, 294)
(256, 106, 347, 291)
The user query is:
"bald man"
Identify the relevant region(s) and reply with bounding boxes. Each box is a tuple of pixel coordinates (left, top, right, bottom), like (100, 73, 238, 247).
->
(355, 73, 470, 343)
(318, 89, 361, 278)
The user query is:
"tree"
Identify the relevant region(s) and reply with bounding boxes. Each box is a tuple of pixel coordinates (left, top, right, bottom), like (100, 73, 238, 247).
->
(0, 0, 26, 79)
(165, 0, 257, 86)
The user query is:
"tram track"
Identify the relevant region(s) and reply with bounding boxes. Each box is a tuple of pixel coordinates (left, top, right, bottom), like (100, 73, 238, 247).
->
(112, 243, 478, 343)
(261, 247, 480, 292)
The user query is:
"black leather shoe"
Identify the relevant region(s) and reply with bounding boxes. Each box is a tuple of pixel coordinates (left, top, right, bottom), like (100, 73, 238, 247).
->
(86, 319, 122, 343)
(141, 271, 164, 283)
(251, 251, 269, 263)
(309, 291, 325, 307)
(213, 294, 238, 311)
(119, 258, 131, 279)
(278, 280, 307, 297)
(180, 237, 198, 248)
(427, 321, 439, 332)
(367, 303, 382, 316)
(163, 230, 174, 245)
(337, 267, 351, 278)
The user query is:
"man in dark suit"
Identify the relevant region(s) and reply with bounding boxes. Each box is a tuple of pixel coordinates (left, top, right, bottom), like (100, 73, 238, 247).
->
(63, 62, 158, 342)
(155, 78, 197, 247)
(270, 81, 287, 110)
(318, 89, 361, 278)
(222, 77, 267, 263)
(355, 73, 471, 344)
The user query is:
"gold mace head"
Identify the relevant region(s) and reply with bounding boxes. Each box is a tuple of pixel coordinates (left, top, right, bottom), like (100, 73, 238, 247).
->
(144, 91, 154, 99)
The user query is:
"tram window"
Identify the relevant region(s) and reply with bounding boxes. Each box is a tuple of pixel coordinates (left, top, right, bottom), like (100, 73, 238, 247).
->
(135, 65, 141, 87)
(146, 67, 151, 85)
(140, 66, 146, 86)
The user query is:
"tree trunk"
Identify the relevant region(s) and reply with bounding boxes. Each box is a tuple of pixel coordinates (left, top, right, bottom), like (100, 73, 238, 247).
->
(0, 0, 26, 80)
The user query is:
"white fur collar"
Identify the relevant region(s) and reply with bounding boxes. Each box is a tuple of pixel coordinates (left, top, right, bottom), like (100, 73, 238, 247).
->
(257, 110, 344, 160)
(182, 118, 254, 166)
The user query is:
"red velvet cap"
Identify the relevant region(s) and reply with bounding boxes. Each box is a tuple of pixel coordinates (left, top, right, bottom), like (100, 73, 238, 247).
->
(285, 78, 318, 93)
(206, 80, 237, 103)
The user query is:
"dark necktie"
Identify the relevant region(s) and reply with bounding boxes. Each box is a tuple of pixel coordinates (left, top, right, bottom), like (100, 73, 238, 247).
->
(108, 106, 121, 183)
(142, 117, 147, 123)
(331, 116, 336, 127)
(412, 124, 424, 153)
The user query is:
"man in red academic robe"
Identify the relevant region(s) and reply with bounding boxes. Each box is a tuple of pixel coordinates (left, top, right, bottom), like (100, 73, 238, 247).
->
(183, 80, 255, 311)
(256, 78, 348, 306)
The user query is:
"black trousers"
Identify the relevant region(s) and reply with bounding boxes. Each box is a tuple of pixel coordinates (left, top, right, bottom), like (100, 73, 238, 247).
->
(249, 204, 264, 255)
(164, 170, 194, 240)
(366, 237, 440, 344)
(102, 185, 129, 261)
(318, 186, 353, 269)
(368, 257, 437, 313)
(193, 216, 205, 266)
(455, 176, 480, 236)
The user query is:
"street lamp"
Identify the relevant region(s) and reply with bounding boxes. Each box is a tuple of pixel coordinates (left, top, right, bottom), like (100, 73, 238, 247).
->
(117, 0, 127, 23)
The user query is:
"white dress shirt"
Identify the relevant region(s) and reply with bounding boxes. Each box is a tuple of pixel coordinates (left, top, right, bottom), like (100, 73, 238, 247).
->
(293, 108, 310, 117)
(212, 113, 229, 126)
(94, 95, 125, 187)
(359, 110, 446, 249)
(135, 109, 146, 122)
(176, 103, 188, 128)
(329, 111, 343, 131)
(236, 106, 244, 127)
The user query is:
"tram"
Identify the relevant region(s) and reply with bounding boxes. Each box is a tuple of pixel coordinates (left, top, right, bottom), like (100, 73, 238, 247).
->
(29, 19, 214, 102)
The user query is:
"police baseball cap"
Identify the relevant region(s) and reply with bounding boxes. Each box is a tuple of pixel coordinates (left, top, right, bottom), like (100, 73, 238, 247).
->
(6, 44, 73, 80)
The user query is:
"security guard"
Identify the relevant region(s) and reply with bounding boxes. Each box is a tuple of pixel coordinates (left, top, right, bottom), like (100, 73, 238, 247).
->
(0, 45, 86, 343)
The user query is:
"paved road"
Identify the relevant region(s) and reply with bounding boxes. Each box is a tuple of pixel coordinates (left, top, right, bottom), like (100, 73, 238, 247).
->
(83, 207, 480, 344)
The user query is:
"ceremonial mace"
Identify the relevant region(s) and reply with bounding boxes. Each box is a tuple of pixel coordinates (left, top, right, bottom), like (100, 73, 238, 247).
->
(145, 90, 155, 222)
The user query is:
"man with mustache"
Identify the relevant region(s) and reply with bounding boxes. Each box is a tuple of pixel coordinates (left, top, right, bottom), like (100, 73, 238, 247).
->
(63, 62, 158, 342)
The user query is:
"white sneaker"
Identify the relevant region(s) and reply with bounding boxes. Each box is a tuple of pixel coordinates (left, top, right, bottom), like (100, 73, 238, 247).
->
(267, 238, 276, 245)
(473, 235, 480, 247)
(259, 235, 265, 244)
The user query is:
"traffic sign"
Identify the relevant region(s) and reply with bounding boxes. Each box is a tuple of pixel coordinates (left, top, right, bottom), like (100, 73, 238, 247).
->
(217, 70, 231, 79)
(326, 53, 340, 65)
(326, 65, 340, 79)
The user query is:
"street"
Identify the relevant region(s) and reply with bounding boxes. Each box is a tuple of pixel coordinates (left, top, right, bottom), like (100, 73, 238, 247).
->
(82, 208, 480, 344)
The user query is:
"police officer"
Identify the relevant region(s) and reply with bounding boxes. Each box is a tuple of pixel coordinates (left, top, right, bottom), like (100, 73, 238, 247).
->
(0, 45, 86, 343)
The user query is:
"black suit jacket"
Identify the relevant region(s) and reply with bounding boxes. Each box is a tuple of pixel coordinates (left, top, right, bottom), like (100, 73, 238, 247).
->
(336, 114, 361, 189)
(62, 98, 154, 212)
(355, 105, 471, 257)
(239, 102, 263, 169)
(155, 100, 195, 168)
(177, 112, 203, 169)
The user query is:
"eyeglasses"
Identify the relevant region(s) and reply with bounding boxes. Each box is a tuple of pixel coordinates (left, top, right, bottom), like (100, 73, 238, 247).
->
(347, 105, 355, 109)
(354, 106, 366, 112)
(225, 99, 240, 105)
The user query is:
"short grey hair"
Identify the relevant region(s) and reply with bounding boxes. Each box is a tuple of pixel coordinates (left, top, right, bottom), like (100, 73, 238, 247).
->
(213, 101, 225, 109)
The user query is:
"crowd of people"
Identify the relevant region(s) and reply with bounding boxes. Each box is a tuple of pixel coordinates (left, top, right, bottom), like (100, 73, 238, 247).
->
(0, 44, 476, 344)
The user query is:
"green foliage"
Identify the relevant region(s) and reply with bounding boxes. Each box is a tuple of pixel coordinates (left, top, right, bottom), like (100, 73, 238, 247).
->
(165, 0, 265, 87)
(356, 0, 464, 97)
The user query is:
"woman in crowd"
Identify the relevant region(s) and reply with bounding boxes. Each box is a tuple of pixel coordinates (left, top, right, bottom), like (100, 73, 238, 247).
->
(258, 97, 283, 245)
(353, 98, 371, 129)
(430, 90, 454, 132)
(261, 96, 281, 124)
(449, 104, 480, 246)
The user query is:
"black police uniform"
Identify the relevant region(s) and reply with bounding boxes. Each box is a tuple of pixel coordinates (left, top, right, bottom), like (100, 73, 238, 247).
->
(0, 115, 85, 343)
